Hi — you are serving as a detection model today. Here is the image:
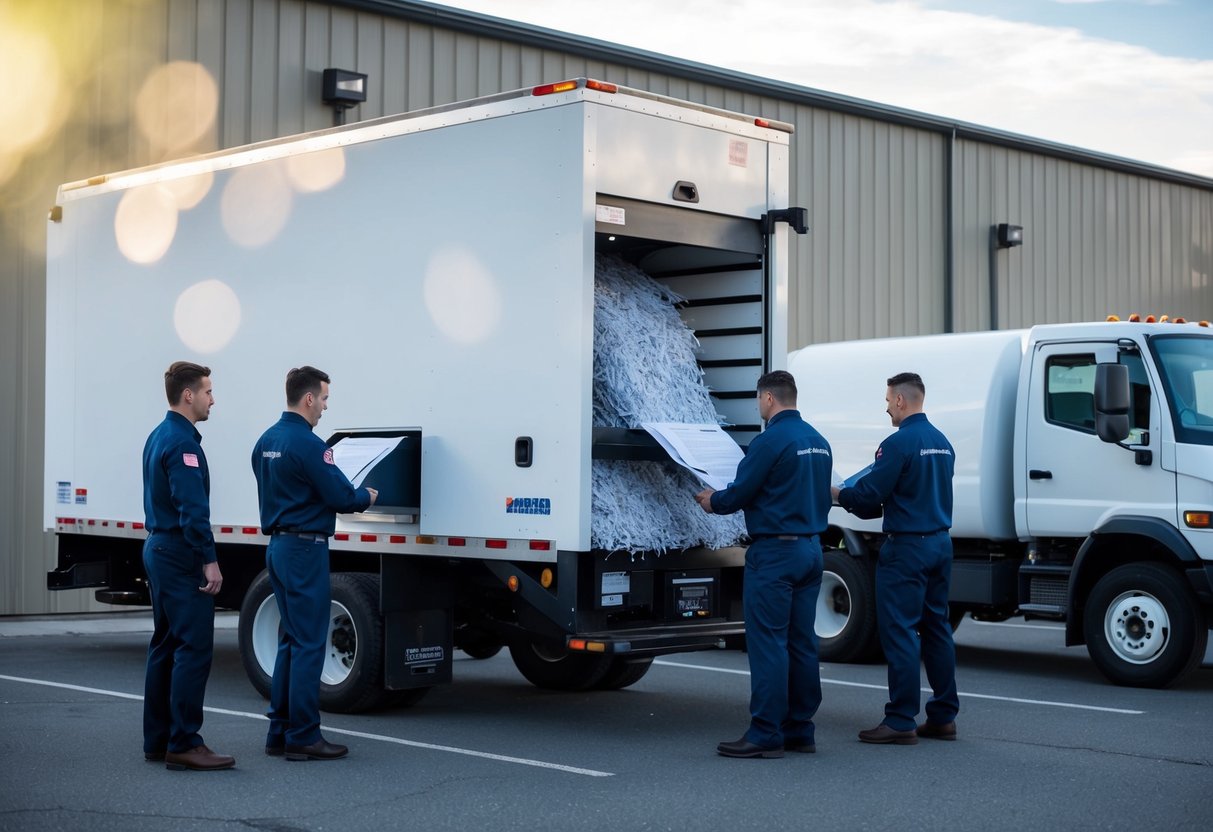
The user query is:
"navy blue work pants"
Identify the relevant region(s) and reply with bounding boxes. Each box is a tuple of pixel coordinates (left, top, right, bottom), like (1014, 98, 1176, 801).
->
(265, 535, 330, 747)
(142, 533, 215, 754)
(875, 531, 960, 731)
(743, 536, 823, 748)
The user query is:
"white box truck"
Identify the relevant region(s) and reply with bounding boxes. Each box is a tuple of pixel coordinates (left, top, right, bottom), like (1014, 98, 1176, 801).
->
(789, 321, 1213, 688)
(44, 78, 808, 711)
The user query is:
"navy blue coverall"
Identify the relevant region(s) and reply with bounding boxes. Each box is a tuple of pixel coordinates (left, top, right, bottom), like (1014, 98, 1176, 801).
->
(710, 409, 833, 749)
(141, 410, 217, 755)
(252, 412, 372, 747)
(837, 412, 960, 731)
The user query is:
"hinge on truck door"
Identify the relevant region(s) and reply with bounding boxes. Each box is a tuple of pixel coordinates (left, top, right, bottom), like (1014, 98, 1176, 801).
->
(760, 207, 809, 235)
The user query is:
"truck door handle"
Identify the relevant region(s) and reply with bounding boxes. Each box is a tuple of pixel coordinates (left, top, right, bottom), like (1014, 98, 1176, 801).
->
(1029, 469, 1053, 480)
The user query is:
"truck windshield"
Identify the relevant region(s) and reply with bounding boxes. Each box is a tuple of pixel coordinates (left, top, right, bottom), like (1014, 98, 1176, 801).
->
(1151, 334, 1213, 446)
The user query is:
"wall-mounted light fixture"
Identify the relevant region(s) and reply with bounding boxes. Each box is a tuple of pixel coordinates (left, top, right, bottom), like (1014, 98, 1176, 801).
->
(996, 223, 1024, 249)
(322, 68, 368, 127)
(989, 223, 1025, 330)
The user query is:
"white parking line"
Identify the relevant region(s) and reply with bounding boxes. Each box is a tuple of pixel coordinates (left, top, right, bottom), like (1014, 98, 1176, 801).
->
(0, 674, 614, 777)
(652, 660, 1144, 715)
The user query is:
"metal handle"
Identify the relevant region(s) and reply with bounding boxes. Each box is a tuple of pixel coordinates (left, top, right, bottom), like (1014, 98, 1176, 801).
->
(1029, 469, 1053, 480)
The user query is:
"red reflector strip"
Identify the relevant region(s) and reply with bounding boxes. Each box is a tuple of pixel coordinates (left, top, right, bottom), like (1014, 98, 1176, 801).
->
(133, 522, 145, 530)
(448, 537, 466, 547)
(532, 80, 579, 96)
(529, 540, 551, 551)
(334, 533, 350, 541)
(389, 535, 407, 544)
(486, 539, 508, 549)
(242, 527, 259, 535)
(568, 639, 587, 651)
(754, 118, 770, 128)
(220, 527, 233, 534)
(117, 522, 126, 528)
(360, 534, 377, 542)
(59, 518, 76, 524)
(87, 519, 96, 526)
(585, 79, 618, 93)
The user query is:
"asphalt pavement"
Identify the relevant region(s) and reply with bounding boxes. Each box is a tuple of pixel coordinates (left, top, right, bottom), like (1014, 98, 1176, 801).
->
(1, 612, 1210, 831)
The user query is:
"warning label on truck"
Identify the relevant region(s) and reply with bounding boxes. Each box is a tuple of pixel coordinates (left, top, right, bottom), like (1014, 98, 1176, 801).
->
(405, 646, 444, 665)
(506, 497, 551, 515)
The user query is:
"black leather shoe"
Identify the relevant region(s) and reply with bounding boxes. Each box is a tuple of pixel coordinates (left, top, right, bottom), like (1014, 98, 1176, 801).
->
(285, 739, 349, 761)
(783, 738, 816, 753)
(916, 721, 957, 741)
(858, 724, 918, 745)
(164, 744, 236, 770)
(144, 750, 166, 762)
(716, 738, 784, 758)
(265, 745, 285, 756)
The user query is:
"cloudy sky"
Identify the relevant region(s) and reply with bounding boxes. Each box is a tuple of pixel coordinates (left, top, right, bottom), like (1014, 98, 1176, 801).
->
(437, 0, 1213, 178)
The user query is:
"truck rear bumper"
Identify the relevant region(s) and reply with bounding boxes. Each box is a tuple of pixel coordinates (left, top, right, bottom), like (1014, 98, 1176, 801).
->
(566, 620, 745, 656)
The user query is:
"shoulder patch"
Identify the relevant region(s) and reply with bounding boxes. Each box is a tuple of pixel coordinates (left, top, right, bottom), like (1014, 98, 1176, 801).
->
(182, 453, 199, 468)
(323, 448, 335, 465)
(875, 445, 883, 460)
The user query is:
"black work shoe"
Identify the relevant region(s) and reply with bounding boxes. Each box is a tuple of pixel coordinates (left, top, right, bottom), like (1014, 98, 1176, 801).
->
(285, 739, 349, 761)
(265, 745, 285, 756)
(858, 724, 919, 745)
(916, 721, 957, 741)
(783, 738, 817, 753)
(716, 737, 784, 758)
(144, 750, 166, 762)
(164, 744, 236, 770)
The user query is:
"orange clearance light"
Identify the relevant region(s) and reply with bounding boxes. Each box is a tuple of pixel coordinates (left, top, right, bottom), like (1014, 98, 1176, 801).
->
(1159, 315, 1170, 323)
(1145, 315, 1157, 323)
(586, 641, 607, 653)
(1183, 511, 1211, 529)
(1128, 313, 1140, 322)
(754, 118, 771, 128)
(416, 535, 436, 544)
(585, 79, 618, 93)
(1106, 315, 1120, 322)
(1174, 317, 1187, 324)
(532, 80, 579, 96)
(568, 639, 587, 651)
(507, 575, 520, 592)
(540, 568, 554, 588)
(1200, 321, 1210, 327)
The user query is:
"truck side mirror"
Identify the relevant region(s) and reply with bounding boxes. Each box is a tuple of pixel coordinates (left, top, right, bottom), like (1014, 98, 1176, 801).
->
(1093, 363, 1130, 443)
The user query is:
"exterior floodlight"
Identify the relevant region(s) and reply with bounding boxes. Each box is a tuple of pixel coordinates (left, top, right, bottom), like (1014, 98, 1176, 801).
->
(996, 223, 1024, 248)
(322, 68, 367, 126)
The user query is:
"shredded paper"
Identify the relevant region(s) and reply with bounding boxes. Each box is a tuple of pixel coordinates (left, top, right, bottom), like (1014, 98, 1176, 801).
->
(591, 254, 747, 553)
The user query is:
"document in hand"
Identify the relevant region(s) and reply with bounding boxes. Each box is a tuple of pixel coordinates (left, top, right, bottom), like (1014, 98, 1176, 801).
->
(641, 422, 744, 491)
(329, 436, 406, 486)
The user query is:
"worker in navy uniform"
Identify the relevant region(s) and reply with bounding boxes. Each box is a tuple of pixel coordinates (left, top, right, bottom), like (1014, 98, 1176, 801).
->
(141, 361, 235, 771)
(695, 370, 833, 758)
(252, 366, 377, 761)
(833, 372, 960, 744)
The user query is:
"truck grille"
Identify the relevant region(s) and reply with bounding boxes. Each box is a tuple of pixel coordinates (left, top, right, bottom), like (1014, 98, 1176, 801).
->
(1029, 576, 1068, 607)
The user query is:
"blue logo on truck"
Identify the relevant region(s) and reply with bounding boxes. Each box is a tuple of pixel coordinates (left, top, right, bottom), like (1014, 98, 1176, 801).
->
(506, 497, 551, 515)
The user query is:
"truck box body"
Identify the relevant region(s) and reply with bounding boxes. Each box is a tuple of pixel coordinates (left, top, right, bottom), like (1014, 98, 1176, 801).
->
(44, 80, 804, 705)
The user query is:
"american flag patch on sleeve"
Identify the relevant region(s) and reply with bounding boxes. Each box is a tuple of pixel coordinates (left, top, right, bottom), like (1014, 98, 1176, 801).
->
(323, 448, 335, 465)
(183, 453, 199, 468)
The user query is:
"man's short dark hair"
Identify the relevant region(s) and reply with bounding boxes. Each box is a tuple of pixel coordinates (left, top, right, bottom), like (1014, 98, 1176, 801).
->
(757, 370, 798, 406)
(887, 372, 925, 398)
(164, 361, 210, 405)
(286, 366, 331, 406)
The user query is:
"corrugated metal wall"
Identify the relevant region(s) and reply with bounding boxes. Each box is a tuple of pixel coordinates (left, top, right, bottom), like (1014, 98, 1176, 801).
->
(954, 142, 1213, 330)
(1, 0, 1210, 614)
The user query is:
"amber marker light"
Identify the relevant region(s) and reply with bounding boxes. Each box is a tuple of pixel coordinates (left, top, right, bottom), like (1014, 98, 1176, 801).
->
(1183, 511, 1211, 529)
(585, 79, 618, 93)
(540, 568, 554, 588)
(532, 80, 579, 96)
(507, 575, 520, 592)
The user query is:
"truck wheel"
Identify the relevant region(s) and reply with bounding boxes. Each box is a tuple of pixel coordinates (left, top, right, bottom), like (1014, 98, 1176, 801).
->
(237, 570, 390, 712)
(1083, 563, 1208, 689)
(508, 640, 614, 690)
(817, 550, 880, 663)
(593, 656, 654, 690)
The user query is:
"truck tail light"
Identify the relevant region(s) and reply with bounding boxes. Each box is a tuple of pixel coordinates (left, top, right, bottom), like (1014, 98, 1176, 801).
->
(532, 80, 579, 96)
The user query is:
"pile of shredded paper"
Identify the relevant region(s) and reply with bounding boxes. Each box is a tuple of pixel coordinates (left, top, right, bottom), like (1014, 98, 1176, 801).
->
(591, 254, 747, 553)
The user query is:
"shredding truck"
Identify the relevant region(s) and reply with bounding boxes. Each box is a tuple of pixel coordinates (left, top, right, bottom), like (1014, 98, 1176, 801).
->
(790, 322, 1213, 688)
(44, 78, 811, 711)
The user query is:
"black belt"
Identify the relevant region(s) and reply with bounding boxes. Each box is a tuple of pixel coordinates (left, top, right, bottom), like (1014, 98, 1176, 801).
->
(752, 534, 815, 541)
(887, 530, 948, 539)
(272, 530, 328, 542)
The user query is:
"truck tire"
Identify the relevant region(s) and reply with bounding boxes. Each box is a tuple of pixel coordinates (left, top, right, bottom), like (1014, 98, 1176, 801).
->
(1083, 563, 1209, 689)
(508, 640, 614, 691)
(593, 656, 654, 690)
(237, 569, 391, 713)
(817, 549, 880, 663)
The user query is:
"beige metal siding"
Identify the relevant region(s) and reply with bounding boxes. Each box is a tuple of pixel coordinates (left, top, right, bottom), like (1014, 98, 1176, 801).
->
(1, 0, 1210, 614)
(954, 142, 1213, 331)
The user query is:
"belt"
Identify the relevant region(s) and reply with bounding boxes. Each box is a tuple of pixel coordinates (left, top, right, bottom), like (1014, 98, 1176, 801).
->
(887, 530, 948, 540)
(272, 530, 328, 542)
(752, 534, 814, 541)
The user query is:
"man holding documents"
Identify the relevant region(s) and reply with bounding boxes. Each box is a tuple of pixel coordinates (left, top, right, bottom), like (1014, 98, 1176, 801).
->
(252, 366, 377, 761)
(695, 370, 833, 758)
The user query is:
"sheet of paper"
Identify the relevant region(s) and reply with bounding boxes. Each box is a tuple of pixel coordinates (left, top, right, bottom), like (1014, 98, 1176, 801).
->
(641, 422, 745, 491)
(329, 436, 405, 487)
